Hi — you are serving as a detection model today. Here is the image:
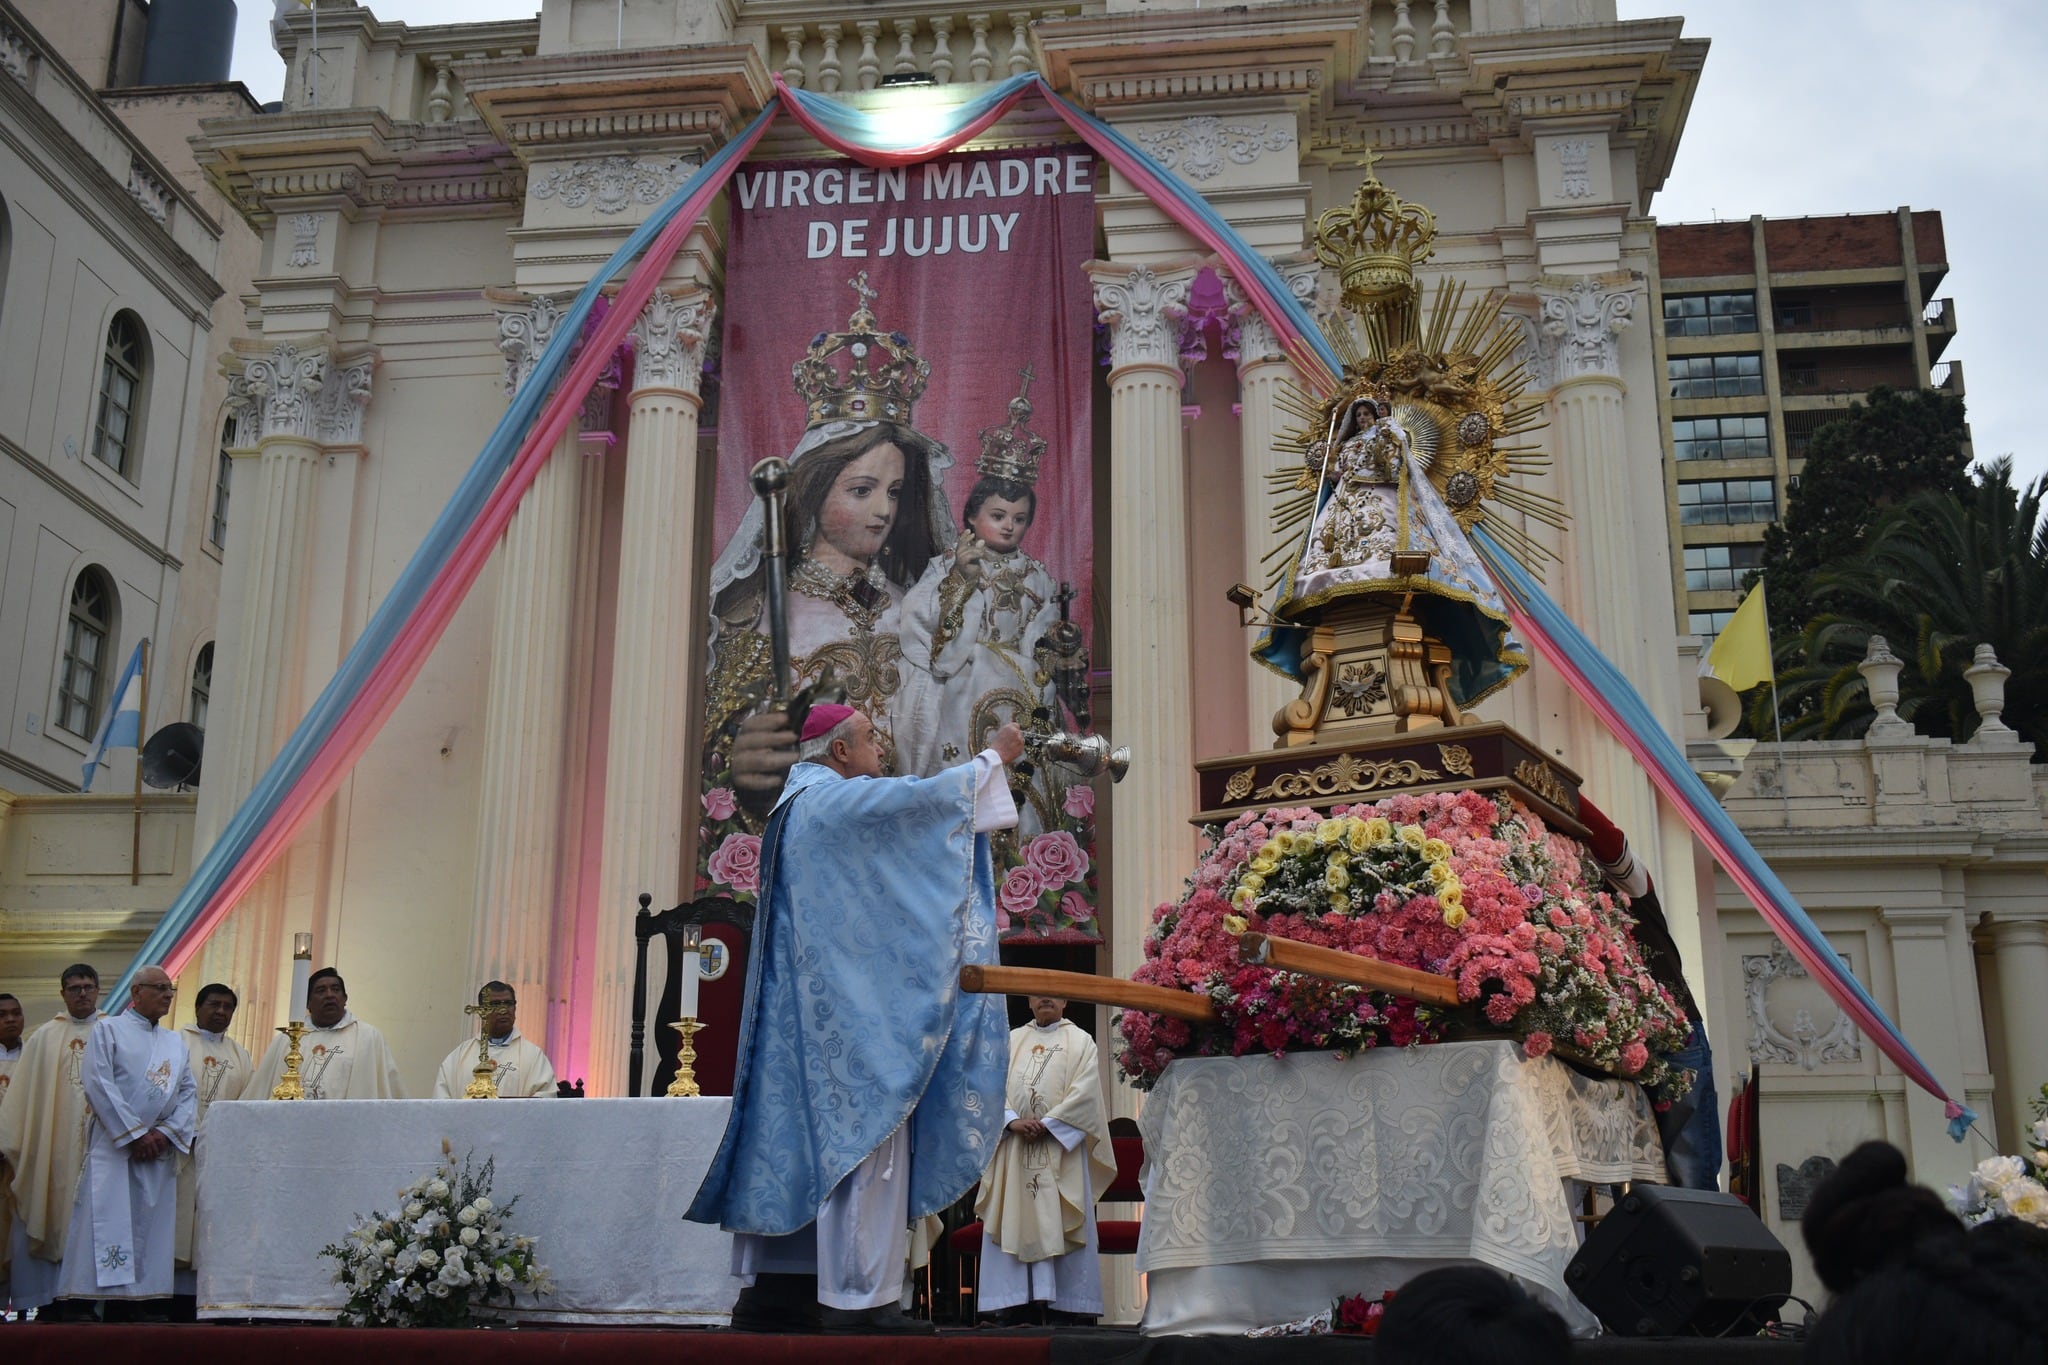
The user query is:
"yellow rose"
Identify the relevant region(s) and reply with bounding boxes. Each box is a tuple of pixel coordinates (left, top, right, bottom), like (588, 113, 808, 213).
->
(1442, 904, 1469, 929)
(1325, 863, 1351, 892)
(1328, 849, 1349, 868)
(1362, 818, 1393, 845)
(1232, 887, 1256, 909)
(1422, 838, 1452, 863)
(1275, 831, 1300, 856)
(1426, 862, 1453, 887)
(1397, 825, 1426, 849)
(1329, 892, 1351, 914)
(1250, 856, 1279, 876)
(1222, 914, 1249, 936)
(1345, 822, 1371, 853)
(1439, 881, 1464, 910)
(1240, 872, 1266, 893)
(1315, 819, 1345, 846)
(1258, 839, 1283, 862)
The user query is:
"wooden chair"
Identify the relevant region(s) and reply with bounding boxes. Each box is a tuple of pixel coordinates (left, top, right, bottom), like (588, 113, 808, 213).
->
(628, 892, 755, 1097)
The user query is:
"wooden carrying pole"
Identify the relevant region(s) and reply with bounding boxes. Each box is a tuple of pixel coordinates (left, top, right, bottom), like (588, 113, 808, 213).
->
(958, 965, 1218, 1024)
(1236, 933, 1463, 1007)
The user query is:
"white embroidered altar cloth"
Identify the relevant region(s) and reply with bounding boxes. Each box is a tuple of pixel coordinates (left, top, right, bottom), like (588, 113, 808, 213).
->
(1137, 1041, 1665, 1336)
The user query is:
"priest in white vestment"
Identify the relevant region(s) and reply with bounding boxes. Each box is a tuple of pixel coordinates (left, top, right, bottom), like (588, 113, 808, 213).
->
(432, 982, 558, 1099)
(0, 991, 24, 1296)
(175, 984, 251, 1290)
(54, 967, 197, 1306)
(976, 996, 1116, 1323)
(242, 968, 406, 1101)
(0, 965, 104, 1310)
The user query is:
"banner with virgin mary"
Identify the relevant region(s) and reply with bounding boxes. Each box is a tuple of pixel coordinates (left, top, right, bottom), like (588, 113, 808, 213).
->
(698, 146, 1101, 943)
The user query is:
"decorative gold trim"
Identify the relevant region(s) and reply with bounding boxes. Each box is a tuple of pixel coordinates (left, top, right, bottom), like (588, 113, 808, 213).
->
(1514, 758, 1573, 809)
(1438, 743, 1474, 777)
(1253, 754, 1441, 801)
(1222, 766, 1258, 802)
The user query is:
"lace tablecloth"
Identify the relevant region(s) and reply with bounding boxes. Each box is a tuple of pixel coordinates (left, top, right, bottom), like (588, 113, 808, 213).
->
(1137, 1041, 1665, 1335)
(196, 1097, 741, 1324)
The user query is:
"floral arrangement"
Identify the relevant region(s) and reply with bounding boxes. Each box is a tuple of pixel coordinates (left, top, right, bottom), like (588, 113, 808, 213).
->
(320, 1141, 552, 1328)
(1949, 1084, 2048, 1228)
(1116, 789, 1693, 1095)
(697, 754, 1104, 942)
(1245, 1291, 1394, 1337)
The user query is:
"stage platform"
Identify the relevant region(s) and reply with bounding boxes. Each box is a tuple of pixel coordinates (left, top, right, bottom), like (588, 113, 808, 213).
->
(4, 1323, 1804, 1363)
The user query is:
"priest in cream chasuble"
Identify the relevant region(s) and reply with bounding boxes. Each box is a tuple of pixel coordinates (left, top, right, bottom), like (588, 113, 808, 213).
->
(0, 967, 103, 1309)
(176, 984, 250, 1273)
(976, 996, 1115, 1316)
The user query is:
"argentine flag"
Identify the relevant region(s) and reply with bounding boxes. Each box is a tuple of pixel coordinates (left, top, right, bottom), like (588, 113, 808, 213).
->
(81, 638, 148, 791)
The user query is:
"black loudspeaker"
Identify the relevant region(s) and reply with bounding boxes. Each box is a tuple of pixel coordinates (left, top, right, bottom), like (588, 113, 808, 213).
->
(1565, 1185, 1791, 1337)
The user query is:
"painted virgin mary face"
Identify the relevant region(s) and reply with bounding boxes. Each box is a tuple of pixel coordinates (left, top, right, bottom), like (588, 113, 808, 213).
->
(811, 441, 906, 573)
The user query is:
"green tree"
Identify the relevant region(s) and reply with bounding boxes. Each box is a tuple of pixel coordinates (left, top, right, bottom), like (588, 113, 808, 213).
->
(1755, 386, 1972, 635)
(1752, 458, 2048, 759)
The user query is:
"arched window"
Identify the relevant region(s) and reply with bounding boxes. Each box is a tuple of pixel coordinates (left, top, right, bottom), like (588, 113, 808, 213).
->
(57, 569, 116, 738)
(93, 312, 148, 479)
(209, 417, 234, 549)
(190, 641, 213, 730)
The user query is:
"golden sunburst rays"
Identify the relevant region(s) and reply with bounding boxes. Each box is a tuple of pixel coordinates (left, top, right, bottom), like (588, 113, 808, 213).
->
(1263, 275, 1564, 589)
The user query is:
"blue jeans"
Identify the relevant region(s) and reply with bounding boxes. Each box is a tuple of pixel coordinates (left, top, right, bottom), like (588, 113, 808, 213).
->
(1650, 1024, 1723, 1190)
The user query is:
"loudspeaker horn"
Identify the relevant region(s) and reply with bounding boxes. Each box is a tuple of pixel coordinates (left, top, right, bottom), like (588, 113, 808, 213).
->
(140, 722, 204, 790)
(1699, 675, 1742, 741)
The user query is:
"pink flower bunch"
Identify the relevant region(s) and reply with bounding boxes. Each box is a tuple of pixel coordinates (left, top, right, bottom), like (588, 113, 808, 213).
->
(1115, 791, 1695, 1095)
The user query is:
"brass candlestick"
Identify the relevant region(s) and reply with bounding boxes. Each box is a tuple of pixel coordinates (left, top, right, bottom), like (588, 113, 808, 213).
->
(461, 1001, 500, 1099)
(270, 1021, 310, 1101)
(665, 1018, 707, 1097)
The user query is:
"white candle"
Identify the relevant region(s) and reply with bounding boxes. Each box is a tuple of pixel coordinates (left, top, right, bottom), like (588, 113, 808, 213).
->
(681, 928, 701, 1020)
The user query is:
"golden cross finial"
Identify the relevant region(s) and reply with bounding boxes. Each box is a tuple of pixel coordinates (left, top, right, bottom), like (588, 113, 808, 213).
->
(1016, 363, 1036, 403)
(461, 1001, 499, 1099)
(1358, 144, 1382, 183)
(848, 269, 878, 314)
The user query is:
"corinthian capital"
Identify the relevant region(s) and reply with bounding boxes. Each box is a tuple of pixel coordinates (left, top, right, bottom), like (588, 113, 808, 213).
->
(1219, 253, 1323, 369)
(1531, 272, 1638, 386)
(1089, 262, 1198, 375)
(630, 291, 715, 394)
(494, 292, 567, 397)
(229, 341, 377, 446)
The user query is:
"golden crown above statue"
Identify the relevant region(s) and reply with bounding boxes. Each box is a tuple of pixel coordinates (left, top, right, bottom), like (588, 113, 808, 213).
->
(791, 269, 930, 426)
(976, 365, 1047, 487)
(1311, 149, 1438, 314)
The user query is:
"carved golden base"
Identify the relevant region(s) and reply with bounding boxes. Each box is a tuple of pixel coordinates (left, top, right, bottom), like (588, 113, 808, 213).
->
(1271, 596, 1464, 749)
(1197, 721, 1585, 836)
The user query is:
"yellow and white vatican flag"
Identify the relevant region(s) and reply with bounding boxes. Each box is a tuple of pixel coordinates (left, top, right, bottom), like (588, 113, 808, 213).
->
(1701, 580, 1772, 693)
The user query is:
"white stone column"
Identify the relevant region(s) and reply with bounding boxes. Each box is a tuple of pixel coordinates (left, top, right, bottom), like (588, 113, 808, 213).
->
(589, 289, 714, 1097)
(1089, 262, 1199, 988)
(1880, 905, 1977, 1189)
(1221, 256, 1322, 743)
(464, 295, 613, 1032)
(193, 341, 373, 1048)
(1985, 915, 2048, 1141)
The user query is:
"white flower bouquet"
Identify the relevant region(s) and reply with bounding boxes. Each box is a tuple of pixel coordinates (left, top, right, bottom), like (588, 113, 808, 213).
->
(320, 1139, 553, 1327)
(1949, 1084, 2048, 1230)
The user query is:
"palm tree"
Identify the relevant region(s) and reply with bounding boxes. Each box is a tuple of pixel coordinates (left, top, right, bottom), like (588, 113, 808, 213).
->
(1751, 458, 2048, 759)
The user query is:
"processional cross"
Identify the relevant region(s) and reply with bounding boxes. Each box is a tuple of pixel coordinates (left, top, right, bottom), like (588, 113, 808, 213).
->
(460, 1000, 500, 1100)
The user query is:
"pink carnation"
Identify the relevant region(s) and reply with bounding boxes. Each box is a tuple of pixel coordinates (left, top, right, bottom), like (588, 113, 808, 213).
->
(999, 865, 1047, 921)
(1025, 830, 1090, 887)
(1523, 1031, 1554, 1059)
(1619, 1042, 1650, 1075)
(707, 832, 762, 893)
(1062, 785, 1096, 820)
(702, 786, 739, 822)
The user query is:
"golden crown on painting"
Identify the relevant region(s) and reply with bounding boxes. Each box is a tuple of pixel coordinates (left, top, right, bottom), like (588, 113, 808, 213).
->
(790, 269, 931, 427)
(1311, 151, 1439, 314)
(976, 366, 1047, 488)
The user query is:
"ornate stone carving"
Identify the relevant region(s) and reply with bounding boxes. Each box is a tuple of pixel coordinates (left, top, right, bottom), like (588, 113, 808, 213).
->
(1, 18, 31, 85)
(235, 343, 374, 445)
(529, 154, 698, 215)
(1091, 266, 1193, 374)
(1743, 940, 1861, 1070)
(1530, 275, 1636, 385)
(496, 295, 566, 397)
(630, 291, 715, 395)
(287, 213, 320, 269)
(1221, 259, 1322, 367)
(1555, 139, 1593, 199)
(128, 159, 172, 225)
(1136, 116, 1294, 184)
(1254, 753, 1441, 801)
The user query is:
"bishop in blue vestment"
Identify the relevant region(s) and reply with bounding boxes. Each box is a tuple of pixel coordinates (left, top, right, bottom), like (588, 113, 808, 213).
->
(688, 703, 1020, 1331)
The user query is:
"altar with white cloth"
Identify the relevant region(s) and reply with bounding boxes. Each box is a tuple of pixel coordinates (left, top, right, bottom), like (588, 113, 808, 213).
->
(1136, 1041, 1666, 1337)
(195, 1097, 740, 1324)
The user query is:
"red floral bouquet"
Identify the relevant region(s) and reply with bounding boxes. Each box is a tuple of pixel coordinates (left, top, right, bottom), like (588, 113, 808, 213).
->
(1115, 790, 1693, 1095)
(1333, 1291, 1393, 1335)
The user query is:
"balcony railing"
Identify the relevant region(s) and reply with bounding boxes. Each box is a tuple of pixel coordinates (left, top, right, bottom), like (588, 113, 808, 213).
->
(768, 8, 1082, 91)
(1780, 363, 1920, 397)
(1772, 301, 1911, 334)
